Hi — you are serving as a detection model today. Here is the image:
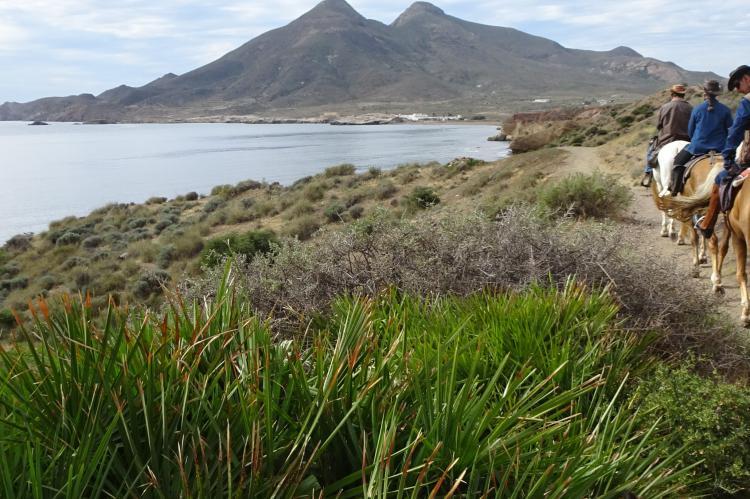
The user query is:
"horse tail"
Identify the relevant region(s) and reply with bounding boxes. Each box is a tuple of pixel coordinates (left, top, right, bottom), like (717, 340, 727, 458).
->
(662, 160, 722, 219)
(650, 179, 666, 212)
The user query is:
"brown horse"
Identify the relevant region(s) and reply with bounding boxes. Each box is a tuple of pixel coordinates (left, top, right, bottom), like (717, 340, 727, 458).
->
(664, 156, 746, 319)
(655, 154, 725, 279)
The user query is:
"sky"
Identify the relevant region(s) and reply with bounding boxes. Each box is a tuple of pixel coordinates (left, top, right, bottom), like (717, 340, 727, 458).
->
(1, 0, 749, 103)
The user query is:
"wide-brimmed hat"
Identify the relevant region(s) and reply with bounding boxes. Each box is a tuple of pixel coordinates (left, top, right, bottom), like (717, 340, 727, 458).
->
(703, 80, 722, 96)
(728, 65, 750, 91)
(670, 83, 687, 94)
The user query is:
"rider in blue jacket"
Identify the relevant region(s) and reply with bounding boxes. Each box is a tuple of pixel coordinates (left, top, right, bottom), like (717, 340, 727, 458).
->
(696, 65, 750, 238)
(669, 80, 733, 194)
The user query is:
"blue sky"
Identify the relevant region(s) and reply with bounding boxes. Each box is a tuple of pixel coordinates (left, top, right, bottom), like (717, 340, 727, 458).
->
(1, 0, 748, 103)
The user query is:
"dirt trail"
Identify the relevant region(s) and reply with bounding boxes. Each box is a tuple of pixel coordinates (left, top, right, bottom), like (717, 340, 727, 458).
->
(559, 146, 742, 322)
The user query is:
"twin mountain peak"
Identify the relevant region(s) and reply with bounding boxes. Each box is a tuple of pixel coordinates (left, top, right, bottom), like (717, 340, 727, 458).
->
(0, 0, 717, 122)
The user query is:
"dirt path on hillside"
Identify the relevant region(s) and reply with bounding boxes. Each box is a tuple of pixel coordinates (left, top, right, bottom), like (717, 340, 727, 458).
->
(559, 146, 742, 323)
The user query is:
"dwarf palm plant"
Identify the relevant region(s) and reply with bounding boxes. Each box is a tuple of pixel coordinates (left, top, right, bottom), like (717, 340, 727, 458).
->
(0, 270, 693, 497)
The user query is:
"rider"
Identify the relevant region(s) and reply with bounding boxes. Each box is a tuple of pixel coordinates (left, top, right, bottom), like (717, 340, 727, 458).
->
(695, 65, 750, 238)
(641, 84, 693, 187)
(669, 80, 733, 194)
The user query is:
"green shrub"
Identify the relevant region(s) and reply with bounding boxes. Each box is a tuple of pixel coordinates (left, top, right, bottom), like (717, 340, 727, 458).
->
(146, 196, 167, 205)
(537, 171, 632, 219)
(632, 104, 655, 117)
(234, 180, 262, 193)
(81, 235, 103, 249)
(200, 229, 278, 267)
(324, 163, 356, 177)
(252, 199, 278, 218)
(132, 270, 170, 299)
(324, 202, 347, 223)
(0, 308, 15, 328)
(302, 183, 326, 202)
(56, 231, 81, 246)
(367, 166, 382, 178)
(203, 198, 225, 213)
(405, 186, 440, 210)
(170, 230, 204, 259)
(61, 256, 87, 270)
(0, 277, 28, 291)
(38, 275, 58, 291)
(96, 272, 127, 294)
(291, 176, 313, 189)
(4, 234, 33, 252)
(154, 216, 178, 233)
(240, 198, 254, 209)
(128, 240, 159, 263)
(184, 191, 199, 201)
(127, 218, 148, 229)
(0, 263, 20, 278)
(72, 270, 91, 288)
(285, 201, 315, 220)
(616, 115, 635, 127)
(635, 364, 750, 495)
(125, 228, 151, 242)
(348, 205, 364, 220)
(375, 180, 397, 200)
(285, 215, 321, 241)
(157, 245, 176, 268)
(210, 184, 232, 197)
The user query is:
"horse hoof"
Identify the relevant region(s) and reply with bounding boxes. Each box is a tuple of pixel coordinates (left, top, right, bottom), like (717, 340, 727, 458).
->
(677, 239, 686, 246)
(700, 256, 708, 265)
(669, 233, 678, 242)
(714, 285, 725, 295)
(742, 316, 750, 328)
(692, 269, 700, 278)
(660, 232, 669, 238)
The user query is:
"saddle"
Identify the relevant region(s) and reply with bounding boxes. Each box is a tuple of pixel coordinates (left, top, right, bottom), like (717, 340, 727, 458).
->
(683, 153, 713, 181)
(670, 153, 713, 195)
(720, 172, 742, 213)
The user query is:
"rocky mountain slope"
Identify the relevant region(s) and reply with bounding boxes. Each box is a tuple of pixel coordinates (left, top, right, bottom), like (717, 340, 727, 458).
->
(0, 0, 719, 121)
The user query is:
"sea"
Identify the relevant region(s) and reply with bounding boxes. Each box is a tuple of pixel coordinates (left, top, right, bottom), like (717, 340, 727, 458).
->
(0, 121, 509, 243)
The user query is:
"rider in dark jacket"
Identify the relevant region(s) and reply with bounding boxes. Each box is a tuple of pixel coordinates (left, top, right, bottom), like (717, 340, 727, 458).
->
(641, 84, 692, 187)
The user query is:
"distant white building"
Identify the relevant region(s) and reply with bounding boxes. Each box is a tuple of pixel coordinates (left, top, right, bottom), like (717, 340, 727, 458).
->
(398, 113, 463, 122)
(533, 98, 550, 103)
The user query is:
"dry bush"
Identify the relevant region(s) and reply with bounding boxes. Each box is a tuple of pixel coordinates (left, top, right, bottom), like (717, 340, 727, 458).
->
(185, 207, 745, 374)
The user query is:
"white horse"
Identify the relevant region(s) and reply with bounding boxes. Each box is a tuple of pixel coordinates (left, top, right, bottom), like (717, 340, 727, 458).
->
(652, 140, 689, 239)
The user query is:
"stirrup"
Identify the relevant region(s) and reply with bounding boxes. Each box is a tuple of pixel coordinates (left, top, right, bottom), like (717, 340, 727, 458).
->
(693, 215, 713, 238)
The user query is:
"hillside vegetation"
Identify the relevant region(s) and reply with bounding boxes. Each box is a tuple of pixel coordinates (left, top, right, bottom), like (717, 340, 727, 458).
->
(4, 86, 750, 496)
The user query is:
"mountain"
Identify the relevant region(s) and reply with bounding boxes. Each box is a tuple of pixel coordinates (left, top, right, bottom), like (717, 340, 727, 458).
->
(0, 0, 720, 121)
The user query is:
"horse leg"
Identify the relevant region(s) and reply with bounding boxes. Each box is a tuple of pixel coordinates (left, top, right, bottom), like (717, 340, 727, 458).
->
(690, 227, 701, 278)
(677, 222, 689, 245)
(669, 216, 678, 240)
(709, 233, 723, 293)
(699, 234, 708, 264)
(660, 212, 669, 237)
(732, 231, 750, 325)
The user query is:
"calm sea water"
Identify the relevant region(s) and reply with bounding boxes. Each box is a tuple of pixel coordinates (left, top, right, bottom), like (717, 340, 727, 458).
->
(0, 122, 508, 242)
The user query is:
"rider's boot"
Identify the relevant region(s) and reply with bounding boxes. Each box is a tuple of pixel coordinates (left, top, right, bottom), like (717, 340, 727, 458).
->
(695, 185, 720, 238)
(670, 165, 686, 195)
(640, 171, 652, 188)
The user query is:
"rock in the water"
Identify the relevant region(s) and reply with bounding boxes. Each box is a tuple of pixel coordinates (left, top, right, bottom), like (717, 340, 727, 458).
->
(28, 121, 49, 126)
